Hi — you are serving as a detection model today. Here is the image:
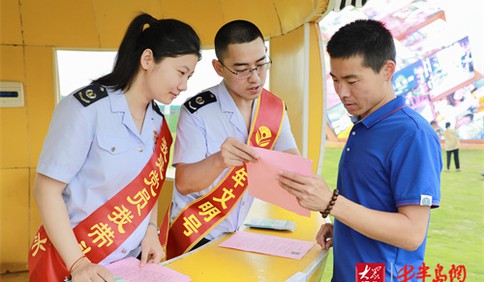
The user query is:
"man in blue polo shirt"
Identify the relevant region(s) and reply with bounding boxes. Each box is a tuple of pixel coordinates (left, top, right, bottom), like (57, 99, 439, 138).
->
(279, 19, 442, 281)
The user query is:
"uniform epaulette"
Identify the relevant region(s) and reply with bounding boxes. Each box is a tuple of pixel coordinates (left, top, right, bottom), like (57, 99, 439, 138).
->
(184, 91, 217, 114)
(152, 101, 164, 117)
(73, 84, 108, 107)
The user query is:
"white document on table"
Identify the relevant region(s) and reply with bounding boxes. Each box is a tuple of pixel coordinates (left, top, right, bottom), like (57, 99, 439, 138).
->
(105, 257, 191, 282)
(218, 231, 314, 260)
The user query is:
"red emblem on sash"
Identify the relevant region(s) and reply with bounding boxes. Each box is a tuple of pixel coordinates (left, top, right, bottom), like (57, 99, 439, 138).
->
(28, 119, 172, 281)
(166, 89, 285, 259)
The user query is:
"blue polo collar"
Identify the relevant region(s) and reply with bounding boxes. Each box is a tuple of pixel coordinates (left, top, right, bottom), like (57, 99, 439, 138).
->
(352, 96, 406, 128)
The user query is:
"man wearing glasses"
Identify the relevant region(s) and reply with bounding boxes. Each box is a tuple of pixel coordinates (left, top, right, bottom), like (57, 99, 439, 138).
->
(166, 20, 299, 258)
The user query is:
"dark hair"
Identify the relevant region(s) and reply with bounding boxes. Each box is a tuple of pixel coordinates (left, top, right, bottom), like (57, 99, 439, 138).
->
(94, 13, 201, 91)
(214, 20, 264, 61)
(445, 122, 451, 128)
(326, 19, 396, 73)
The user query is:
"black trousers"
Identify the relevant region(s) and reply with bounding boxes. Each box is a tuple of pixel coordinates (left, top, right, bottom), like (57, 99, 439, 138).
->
(446, 149, 460, 170)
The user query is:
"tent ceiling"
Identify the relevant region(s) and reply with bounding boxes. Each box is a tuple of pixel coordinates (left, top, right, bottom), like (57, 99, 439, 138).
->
(1, 0, 330, 48)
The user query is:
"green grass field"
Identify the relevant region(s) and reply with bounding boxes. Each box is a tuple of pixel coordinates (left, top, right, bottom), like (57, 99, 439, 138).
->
(319, 146, 484, 281)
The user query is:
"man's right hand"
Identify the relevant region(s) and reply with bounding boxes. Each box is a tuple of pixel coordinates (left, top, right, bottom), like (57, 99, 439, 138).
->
(219, 137, 259, 167)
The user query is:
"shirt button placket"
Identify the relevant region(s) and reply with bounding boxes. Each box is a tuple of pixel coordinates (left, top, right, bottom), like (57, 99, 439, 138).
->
(347, 131, 356, 152)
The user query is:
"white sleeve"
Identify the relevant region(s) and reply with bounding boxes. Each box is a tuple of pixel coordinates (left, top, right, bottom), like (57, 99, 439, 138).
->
(172, 105, 209, 166)
(37, 95, 94, 183)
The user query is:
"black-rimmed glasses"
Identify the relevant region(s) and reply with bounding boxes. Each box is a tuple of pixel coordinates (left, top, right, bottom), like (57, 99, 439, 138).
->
(220, 58, 272, 79)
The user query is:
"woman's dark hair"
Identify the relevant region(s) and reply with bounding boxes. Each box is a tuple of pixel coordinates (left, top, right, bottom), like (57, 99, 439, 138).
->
(94, 13, 201, 91)
(214, 20, 264, 61)
(327, 19, 396, 73)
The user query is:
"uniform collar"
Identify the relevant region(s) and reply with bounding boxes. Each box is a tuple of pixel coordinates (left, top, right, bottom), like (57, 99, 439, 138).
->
(109, 88, 129, 113)
(109, 88, 157, 117)
(216, 81, 258, 136)
(108, 88, 159, 141)
(217, 81, 259, 114)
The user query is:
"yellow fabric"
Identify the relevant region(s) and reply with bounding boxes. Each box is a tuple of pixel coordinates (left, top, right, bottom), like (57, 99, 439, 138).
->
(444, 128, 460, 151)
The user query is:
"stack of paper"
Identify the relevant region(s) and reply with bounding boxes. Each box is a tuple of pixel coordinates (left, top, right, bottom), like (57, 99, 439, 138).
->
(246, 147, 313, 217)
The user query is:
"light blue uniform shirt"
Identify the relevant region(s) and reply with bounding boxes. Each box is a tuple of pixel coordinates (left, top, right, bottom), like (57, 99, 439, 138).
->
(37, 85, 164, 265)
(171, 82, 298, 240)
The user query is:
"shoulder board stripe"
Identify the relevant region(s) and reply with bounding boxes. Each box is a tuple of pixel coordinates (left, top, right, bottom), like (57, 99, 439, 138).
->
(184, 91, 217, 114)
(73, 84, 108, 107)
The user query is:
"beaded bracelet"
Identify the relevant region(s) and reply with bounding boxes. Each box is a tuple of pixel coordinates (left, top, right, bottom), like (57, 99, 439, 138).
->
(320, 189, 339, 218)
(69, 255, 87, 274)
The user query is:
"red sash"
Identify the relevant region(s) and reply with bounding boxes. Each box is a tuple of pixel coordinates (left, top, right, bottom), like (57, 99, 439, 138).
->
(166, 89, 285, 259)
(28, 119, 172, 281)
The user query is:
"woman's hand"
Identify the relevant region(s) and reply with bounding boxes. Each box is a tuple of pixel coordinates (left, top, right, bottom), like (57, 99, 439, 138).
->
(70, 258, 114, 282)
(139, 225, 165, 266)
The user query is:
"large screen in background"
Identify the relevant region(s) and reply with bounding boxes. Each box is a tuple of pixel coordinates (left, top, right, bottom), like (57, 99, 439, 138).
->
(433, 78, 484, 140)
(325, 73, 353, 139)
(426, 37, 475, 98)
(320, 4, 482, 141)
(392, 59, 430, 101)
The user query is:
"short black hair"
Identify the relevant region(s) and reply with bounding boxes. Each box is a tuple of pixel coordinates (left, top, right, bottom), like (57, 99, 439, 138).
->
(327, 19, 396, 73)
(214, 20, 264, 61)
